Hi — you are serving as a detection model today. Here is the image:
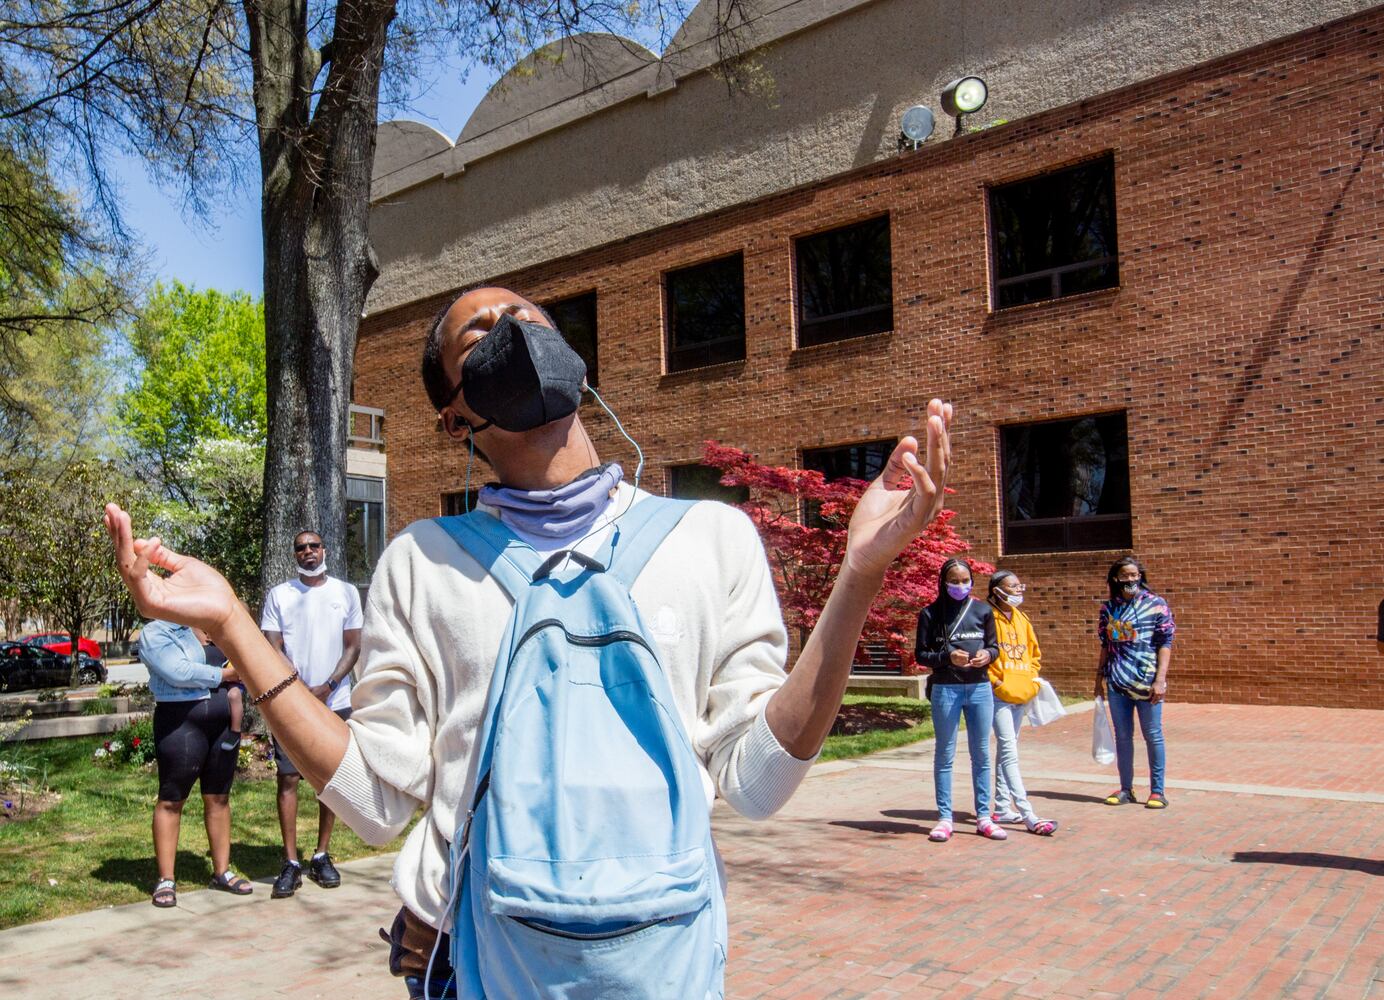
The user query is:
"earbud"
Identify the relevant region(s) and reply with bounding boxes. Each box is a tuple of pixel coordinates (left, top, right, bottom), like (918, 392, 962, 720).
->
(451, 414, 467, 434)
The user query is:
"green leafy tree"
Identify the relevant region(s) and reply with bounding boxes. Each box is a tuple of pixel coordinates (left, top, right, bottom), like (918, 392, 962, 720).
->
(0, 463, 149, 683)
(165, 438, 267, 604)
(0, 314, 119, 477)
(0, 0, 749, 601)
(0, 142, 130, 342)
(120, 282, 266, 503)
(0, 142, 129, 477)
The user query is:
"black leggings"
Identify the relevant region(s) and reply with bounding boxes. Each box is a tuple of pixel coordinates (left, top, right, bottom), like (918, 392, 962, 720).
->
(153, 692, 237, 802)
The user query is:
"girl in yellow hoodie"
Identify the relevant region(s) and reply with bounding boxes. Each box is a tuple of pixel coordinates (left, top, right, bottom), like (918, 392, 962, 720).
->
(987, 571, 1058, 836)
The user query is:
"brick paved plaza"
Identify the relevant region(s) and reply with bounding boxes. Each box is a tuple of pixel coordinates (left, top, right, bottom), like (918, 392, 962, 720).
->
(6, 703, 1382, 998)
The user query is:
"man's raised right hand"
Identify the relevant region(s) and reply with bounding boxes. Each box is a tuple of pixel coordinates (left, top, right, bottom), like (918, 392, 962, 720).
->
(104, 503, 241, 636)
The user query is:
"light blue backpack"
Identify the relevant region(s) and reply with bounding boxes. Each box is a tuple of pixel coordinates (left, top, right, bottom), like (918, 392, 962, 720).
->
(433, 497, 727, 999)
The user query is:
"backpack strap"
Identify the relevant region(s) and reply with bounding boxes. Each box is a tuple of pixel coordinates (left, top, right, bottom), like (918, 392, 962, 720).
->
(433, 512, 544, 600)
(606, 496, 696, 589)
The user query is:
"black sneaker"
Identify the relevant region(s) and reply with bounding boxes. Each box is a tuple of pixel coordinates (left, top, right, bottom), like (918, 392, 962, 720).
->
(308, 852, 341, 889)
(271, 860, 302, 898)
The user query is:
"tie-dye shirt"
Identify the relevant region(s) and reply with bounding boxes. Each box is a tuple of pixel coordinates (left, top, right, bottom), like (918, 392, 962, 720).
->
(1099, 590, 1175, 700)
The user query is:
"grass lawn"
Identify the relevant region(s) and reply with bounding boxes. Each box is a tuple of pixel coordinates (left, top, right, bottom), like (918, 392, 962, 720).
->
(819, 692, 1090, 764)
(1, 694, 1088, 928)
(0, 734, 409, 930)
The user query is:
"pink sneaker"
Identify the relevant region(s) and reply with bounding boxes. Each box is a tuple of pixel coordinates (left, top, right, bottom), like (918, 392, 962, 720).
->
(976, 818, 1009, 840)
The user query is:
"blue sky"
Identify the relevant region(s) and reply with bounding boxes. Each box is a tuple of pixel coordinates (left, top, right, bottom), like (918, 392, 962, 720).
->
(117, 59, 497, 297)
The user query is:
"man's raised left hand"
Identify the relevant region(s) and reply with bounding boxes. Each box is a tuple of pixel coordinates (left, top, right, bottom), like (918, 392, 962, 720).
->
(842, 398, 953, 580)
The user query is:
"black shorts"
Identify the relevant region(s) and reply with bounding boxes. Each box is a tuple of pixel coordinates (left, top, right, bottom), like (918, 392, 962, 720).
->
(273, 707, 352, 776)
(153, 691, 236, 802)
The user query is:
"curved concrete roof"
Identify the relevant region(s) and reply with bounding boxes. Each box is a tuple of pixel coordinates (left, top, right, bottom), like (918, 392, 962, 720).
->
(371, 0, 880, 193)
(366, 0, 1380, 316)
(667, 0, 763, 54)
(373, 120, 452, 177)
(458, 33, 657, 144)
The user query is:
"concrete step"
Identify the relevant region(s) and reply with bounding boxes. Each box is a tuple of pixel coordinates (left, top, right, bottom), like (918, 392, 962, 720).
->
(3, 711, 145, 741)
(844, 674, 926, 699)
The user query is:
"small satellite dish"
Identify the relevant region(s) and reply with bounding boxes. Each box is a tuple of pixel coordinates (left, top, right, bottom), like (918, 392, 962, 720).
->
(900, 105, 935, 147)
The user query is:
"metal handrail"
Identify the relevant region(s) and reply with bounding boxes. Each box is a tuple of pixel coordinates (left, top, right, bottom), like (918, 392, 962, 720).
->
(799, 302, 892, 325)
(995, 255, 1116, 300)
(1003, 511, 1131, 554)
(348, 404, 385, 445)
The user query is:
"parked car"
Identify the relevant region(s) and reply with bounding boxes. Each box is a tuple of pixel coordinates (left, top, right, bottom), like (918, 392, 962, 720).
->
(0, 642, 106, 691)
(75, 651, 108, 685)
(0, 641, 107, 691)
(21, 632, 103, 663)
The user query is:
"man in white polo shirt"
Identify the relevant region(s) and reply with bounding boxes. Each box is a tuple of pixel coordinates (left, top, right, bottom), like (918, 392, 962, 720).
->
(261, 529, 362, 898)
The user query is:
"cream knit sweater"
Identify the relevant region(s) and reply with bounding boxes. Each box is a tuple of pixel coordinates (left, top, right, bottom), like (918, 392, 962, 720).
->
(318, 485, 814, 928)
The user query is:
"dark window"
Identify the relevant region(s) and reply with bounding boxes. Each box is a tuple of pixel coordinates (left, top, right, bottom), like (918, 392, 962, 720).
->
(795, 216, 893, 347)
(668, 464, 749, 504)
(442, 489, 483, 516)
(1001, 412, 1132, 554)
(543, 291, 599, 390)
(345, 476, 386, 587)
(664, 254, 745, 372)
(989, 156, 1118, 309)
(801, 440, 893, 527)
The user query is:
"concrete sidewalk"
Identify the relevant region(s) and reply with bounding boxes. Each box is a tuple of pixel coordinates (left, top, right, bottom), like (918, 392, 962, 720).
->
(7, 703, 1383, 998)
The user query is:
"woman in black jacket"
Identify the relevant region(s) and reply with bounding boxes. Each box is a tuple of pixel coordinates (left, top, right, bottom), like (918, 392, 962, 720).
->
(915, 558, 1004, 842)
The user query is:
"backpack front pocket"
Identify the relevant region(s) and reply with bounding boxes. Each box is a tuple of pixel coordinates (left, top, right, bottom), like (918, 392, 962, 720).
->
(479, 903, 724, 1000)
(486, 845, 710, 923)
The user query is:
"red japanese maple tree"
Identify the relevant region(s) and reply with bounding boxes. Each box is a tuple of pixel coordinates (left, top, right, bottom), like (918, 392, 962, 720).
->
(702, 442, 993, 673)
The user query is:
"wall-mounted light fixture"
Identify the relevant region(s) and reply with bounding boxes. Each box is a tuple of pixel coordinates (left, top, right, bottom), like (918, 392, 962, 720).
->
(897, 105, 935, 151)
(940, 76, 988, 135)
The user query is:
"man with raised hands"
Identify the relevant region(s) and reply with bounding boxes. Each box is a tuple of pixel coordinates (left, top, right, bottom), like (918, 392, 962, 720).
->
(105, 285, 954, 998)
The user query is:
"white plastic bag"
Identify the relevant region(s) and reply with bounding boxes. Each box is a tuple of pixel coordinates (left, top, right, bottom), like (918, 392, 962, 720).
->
(1025, 677, 1067, 727)
(1091, 696, 1116, 765)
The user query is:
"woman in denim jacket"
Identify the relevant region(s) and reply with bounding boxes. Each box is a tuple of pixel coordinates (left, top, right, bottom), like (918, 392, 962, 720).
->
(139, 618, 253, 905)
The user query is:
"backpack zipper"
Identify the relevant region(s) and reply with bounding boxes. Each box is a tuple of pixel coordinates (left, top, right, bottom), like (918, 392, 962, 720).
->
(513, 618, 658, 659)
(511, 915, 673, 941)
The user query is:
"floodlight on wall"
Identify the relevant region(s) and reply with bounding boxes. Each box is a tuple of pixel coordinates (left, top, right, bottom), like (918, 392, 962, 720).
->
(940, 76, 988, 135)
(898, 105, 935, 151)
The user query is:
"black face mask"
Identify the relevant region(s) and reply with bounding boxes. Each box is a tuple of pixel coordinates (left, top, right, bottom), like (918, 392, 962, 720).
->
(460, 314, 587, 433)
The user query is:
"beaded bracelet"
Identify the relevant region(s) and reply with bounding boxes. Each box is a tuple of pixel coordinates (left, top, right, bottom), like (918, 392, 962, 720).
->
(249, 669, 299, 707)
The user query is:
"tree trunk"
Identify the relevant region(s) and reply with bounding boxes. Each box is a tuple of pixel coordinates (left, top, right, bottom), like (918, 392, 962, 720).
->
(247, 0, 391, 596)
(67, 623, 82, 688)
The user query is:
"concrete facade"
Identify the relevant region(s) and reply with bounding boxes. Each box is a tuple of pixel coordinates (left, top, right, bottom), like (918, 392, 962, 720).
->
(353, 7, 1384, 708)
(365, 0, 1380, 315)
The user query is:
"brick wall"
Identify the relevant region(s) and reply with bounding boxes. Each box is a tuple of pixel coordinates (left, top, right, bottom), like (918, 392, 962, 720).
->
(354, 11, 1384, 708)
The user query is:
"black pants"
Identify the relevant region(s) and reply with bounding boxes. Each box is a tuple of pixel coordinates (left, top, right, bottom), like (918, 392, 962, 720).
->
(153, 692, 236, 802)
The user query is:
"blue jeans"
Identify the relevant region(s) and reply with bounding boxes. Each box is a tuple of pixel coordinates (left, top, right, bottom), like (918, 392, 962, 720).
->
(1106, 686, 1165, 796)
(992, 700, 1035, 822)
(931, 682, 993, 822)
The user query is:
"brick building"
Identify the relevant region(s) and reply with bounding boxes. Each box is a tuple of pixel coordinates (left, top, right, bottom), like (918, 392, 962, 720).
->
(349, 2, 1384, 708)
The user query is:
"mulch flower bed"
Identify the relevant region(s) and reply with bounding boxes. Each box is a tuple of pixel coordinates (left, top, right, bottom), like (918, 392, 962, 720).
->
(236, 736, 279, 781)
(0, 788, 61, 826)
(830, 702, 927, 736)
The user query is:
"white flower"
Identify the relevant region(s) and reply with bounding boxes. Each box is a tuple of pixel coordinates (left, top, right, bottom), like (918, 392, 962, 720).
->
(93, 747, 108, 758)
(107, 741, 123, 752)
